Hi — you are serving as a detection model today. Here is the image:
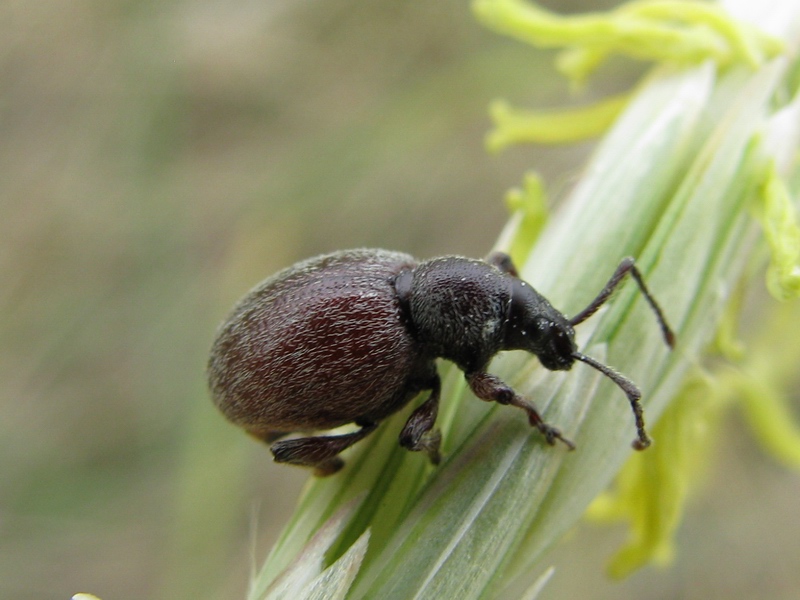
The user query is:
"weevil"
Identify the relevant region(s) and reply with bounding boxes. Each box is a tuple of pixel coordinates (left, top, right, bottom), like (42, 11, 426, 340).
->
(208, 249, 674, 476)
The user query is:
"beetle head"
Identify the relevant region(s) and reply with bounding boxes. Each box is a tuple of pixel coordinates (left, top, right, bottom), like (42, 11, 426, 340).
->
(505, 279, 576, 371)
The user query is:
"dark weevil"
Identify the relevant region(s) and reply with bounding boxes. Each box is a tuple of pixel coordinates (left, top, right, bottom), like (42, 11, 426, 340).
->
(208, 249, 675, 476)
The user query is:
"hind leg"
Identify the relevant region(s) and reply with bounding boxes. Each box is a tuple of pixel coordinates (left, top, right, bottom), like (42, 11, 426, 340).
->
(269, 421, 378, 476)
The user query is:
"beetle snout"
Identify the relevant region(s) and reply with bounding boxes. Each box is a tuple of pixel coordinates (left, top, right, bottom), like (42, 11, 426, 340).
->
(534, 319, 576, 371)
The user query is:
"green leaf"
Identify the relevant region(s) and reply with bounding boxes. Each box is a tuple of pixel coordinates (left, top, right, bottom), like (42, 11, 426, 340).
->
(253, 498, 369, 600)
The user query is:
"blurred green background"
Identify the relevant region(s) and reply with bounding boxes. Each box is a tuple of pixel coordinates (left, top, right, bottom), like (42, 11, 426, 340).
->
(2, 1, 799, 599)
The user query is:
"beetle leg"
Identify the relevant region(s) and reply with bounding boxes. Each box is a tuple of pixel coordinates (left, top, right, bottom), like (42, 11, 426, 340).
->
(485, 251, 519, 277)
(270, 422, 378, 477)
(466, 371, 576, 450)
(399, 375, 442, 465)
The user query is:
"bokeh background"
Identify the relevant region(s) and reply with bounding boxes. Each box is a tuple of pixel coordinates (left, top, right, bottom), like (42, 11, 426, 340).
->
(2, 1, 799, 599)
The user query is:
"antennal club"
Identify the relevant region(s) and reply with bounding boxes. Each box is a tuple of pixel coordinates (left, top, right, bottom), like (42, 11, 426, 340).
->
(572, 351, 651, 450)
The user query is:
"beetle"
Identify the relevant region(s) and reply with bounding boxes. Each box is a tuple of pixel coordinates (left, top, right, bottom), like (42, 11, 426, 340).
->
(207, 249, 675, 476)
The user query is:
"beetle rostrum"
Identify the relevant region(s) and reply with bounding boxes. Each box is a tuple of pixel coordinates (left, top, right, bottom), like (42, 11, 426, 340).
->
(208, 249, 675, 476)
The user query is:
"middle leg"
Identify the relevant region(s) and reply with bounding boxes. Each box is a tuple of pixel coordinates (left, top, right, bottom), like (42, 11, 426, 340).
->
(399, 374, 443, 465)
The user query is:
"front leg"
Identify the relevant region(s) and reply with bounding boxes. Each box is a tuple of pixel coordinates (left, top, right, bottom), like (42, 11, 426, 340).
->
(466, 371, 575, 450)
(399, 375, 443, 465)
(485, 251, 519, 277)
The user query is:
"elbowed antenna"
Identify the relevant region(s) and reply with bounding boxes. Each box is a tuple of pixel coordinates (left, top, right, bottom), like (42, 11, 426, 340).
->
(572, 351, 651, 450)
(569, 257, 676, 349)
(565, 259, 676, 450)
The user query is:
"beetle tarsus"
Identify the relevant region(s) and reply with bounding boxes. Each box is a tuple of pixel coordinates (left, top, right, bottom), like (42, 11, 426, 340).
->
(538, 423, 576, 450)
